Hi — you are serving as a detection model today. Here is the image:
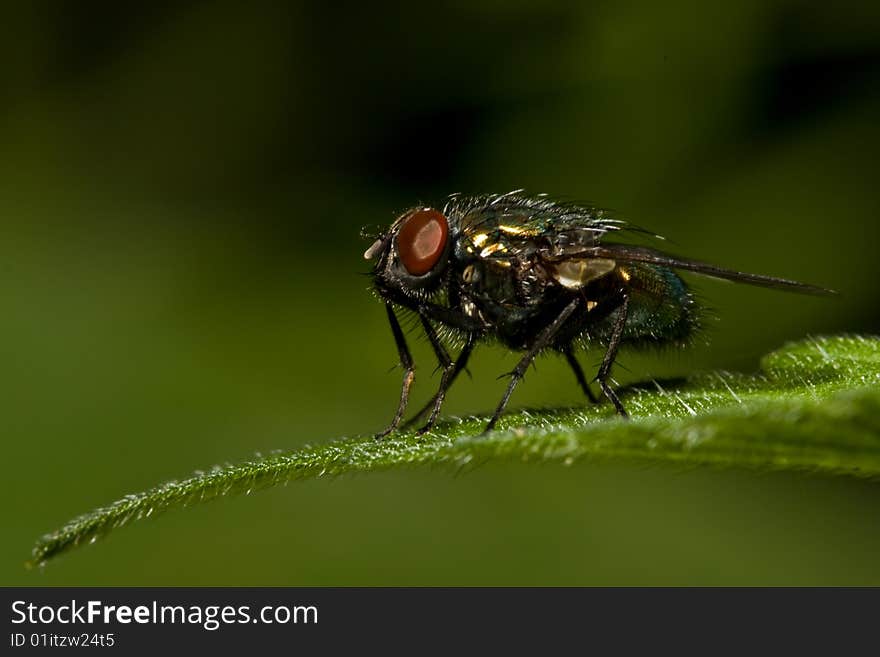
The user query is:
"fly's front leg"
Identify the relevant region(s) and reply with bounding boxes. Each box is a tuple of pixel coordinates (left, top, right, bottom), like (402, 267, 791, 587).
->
(484, 298, 581, 433)
(376, 303, 415, 439)
(595, 293, 630, 418)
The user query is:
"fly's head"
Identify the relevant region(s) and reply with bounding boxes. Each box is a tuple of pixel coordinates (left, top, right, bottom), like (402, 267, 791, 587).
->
(363, 207, 454, 301)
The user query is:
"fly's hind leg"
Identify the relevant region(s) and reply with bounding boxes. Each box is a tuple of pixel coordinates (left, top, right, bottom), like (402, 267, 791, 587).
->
(595, 293, 630, 418)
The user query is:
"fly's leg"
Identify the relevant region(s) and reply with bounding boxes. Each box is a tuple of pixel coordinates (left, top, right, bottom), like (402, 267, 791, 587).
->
(401, 344, 473, 430)
(414, 328, 476, 435)
(595, 293, 630, 418)
(564, 349, 599, 404)
(375, 303, 415, 439)
(413, 315, 451, 435)
(484, 298, 581, 433)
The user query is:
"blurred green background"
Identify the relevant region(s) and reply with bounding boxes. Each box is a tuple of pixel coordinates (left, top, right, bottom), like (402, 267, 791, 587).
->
(3, 1, 880, 585)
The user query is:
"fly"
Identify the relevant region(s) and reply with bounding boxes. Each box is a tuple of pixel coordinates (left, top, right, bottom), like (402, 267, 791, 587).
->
(363, 191, 834, 436)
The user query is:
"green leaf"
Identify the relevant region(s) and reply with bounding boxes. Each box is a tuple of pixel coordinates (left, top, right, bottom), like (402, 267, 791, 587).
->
(29, 335, 880, 568)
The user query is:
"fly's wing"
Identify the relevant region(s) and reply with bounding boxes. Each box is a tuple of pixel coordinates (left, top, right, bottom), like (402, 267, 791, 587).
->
(572, 244, 835, 296)
(446, 193, 834, 295)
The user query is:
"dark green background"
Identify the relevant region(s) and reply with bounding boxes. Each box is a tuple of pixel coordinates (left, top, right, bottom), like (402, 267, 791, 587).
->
(3, 1, 879, 585)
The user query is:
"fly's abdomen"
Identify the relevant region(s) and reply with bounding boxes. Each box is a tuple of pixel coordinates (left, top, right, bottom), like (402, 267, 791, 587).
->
(619, 264, 699, 346)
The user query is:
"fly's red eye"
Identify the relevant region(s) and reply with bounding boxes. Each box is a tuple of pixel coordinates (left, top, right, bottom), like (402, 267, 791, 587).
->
(396, 208, 449, 276)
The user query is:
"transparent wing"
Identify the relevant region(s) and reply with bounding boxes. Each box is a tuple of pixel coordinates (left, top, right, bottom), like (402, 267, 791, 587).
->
(444, 192, 835, 295)
(574, 244, 836, 296)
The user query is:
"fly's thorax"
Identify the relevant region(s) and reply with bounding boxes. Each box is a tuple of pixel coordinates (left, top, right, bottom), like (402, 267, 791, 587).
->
(458, 258, 519, 304)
